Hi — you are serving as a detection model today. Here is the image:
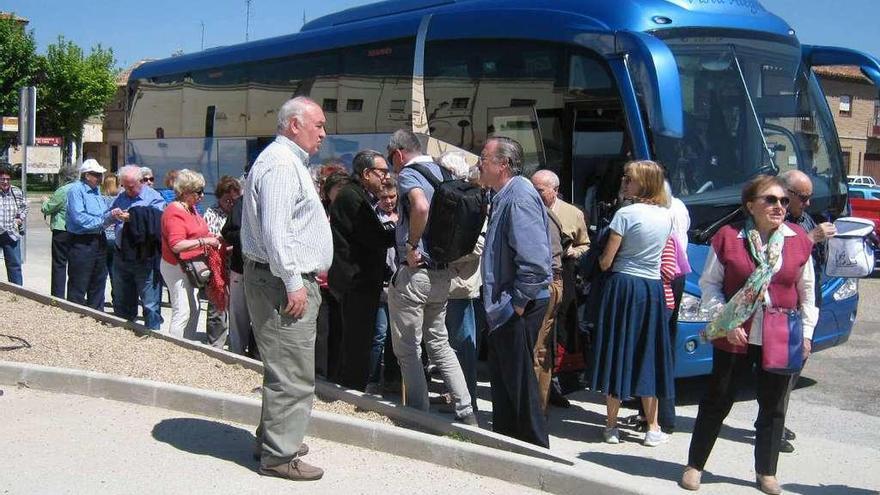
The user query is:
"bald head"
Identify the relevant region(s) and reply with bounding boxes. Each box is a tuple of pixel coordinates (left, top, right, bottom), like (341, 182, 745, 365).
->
(531, 169, 559, 208)
(779, 169, 813, 217)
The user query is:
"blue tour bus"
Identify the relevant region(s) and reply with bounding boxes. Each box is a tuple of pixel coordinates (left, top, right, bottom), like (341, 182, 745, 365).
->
(126, 0, 880, 377)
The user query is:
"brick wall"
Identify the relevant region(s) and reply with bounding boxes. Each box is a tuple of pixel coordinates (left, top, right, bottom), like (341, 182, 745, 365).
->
(817, 75, 879, 176)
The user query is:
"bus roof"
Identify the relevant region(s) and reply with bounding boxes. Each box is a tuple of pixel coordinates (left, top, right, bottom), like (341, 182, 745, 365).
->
(130, 0, 793, 81)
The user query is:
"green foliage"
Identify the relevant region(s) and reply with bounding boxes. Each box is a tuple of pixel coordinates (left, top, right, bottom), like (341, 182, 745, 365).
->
(36, 36, 118, 144)
(0, 17, 38, 148)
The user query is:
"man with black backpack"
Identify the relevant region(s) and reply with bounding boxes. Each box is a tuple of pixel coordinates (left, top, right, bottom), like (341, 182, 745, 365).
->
(385, 129, 477, 426)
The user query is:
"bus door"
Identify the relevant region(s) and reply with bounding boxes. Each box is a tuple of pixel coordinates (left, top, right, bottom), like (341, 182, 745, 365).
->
(566, 100, 632, 230)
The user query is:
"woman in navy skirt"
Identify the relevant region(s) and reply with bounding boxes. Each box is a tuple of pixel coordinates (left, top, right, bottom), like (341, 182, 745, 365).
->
(592, 160, 675, 447)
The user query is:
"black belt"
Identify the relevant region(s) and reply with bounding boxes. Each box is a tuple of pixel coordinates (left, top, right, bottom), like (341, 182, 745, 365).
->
(402, 260, 448, 271)
(249, 260, 316, 279)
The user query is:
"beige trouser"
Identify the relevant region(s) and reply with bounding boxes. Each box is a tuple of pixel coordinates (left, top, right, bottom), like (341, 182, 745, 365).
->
(534, 278, 563, 414)
(244, 261, 320, 466)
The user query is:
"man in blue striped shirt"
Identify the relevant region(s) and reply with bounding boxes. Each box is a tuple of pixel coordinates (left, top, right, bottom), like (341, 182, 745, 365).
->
(66, 159, 111, 310)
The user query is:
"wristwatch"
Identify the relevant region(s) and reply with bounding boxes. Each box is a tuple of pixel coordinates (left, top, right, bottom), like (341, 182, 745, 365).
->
(406, 239, 418, 250)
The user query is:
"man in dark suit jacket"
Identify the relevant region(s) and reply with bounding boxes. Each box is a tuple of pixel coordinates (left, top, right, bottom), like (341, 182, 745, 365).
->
(328, 150, 396, 391)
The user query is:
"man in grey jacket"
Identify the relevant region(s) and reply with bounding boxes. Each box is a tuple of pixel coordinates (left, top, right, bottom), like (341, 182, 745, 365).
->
(479, 136, 553, 447)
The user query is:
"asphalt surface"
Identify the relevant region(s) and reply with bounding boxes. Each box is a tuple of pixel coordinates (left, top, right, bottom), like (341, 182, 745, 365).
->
(4, 195, 880, 494)
(0, 387, 543, 495)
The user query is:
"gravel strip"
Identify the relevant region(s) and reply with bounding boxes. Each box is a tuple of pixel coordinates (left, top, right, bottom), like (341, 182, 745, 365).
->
(0, 291, 390, 424)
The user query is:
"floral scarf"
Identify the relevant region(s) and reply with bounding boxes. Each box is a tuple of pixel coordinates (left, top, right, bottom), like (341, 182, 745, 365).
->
(703, 219, 785, 340)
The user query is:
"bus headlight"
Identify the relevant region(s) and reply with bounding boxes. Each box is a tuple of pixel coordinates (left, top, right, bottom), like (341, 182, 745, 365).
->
(832, 278, 858, 301)
(678, 293, 712, 322)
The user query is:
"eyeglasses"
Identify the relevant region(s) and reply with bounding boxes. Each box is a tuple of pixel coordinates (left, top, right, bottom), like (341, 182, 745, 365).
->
(369, 167, 390, 177)
(787, 189, 812, 203)
(622, 175, 632, 184)
(0, 177, 10, 182)
(141, 176, 155, 183)
(757, 194, 790, 208)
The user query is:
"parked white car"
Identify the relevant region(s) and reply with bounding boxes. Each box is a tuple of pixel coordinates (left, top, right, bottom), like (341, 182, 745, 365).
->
(848, 175, 877, 186)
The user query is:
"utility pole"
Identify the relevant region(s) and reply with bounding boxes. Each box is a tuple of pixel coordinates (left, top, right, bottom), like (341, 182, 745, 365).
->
(245, 0, 253, 41)
(200, 21, 205, 50)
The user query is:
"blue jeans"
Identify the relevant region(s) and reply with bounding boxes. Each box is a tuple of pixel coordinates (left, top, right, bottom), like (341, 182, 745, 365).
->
(0, 232, 22, 285)
(369, 302, 389, 384)
(112, 254, 163, 329)
(446, 298, 477, 405)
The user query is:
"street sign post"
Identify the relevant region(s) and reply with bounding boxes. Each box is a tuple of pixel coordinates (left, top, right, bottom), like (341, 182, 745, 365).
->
(18, 86, 36, 263)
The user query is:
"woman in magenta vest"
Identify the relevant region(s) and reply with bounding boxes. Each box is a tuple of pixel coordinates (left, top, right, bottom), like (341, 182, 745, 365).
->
(681, 175, 818, 494)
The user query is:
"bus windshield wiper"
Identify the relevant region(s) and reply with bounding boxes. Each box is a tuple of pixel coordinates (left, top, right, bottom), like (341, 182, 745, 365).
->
(691, 205, 743, 244)
(730, 45, 778, 175)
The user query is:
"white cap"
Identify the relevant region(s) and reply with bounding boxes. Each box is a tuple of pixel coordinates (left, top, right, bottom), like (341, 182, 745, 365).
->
(79, 159, 106, 175)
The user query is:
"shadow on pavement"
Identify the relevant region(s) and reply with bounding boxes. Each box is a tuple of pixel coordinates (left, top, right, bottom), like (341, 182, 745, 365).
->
(152, 418, 256, 470)
(577, 451, 755, 489)
(783, 483, 880, 495)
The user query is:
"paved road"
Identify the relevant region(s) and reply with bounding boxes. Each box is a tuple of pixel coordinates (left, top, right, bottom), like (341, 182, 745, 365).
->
(0, 387, 543, 495)
(5, 196, 880, 494)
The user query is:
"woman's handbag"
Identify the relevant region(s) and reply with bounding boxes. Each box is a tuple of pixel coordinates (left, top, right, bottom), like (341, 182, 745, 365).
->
(178, 247, 212, 289)
(761, 307, 804, 375)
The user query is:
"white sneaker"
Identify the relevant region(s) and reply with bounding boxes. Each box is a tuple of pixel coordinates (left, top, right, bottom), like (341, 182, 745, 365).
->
(603, 426, 620, 444)
(644, 430, 669, 447)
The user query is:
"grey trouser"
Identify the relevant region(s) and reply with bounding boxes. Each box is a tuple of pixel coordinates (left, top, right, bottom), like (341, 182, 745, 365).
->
(244, 260, 320, 466)
(388, 266, 472, 417)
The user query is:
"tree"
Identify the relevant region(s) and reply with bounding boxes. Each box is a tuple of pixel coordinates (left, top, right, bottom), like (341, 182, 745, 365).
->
(0, 16, 38, 150)
(36, 36, 117, 169)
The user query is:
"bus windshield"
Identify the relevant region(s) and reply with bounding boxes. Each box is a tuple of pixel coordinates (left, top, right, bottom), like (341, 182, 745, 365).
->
(651, 33, 847, 233)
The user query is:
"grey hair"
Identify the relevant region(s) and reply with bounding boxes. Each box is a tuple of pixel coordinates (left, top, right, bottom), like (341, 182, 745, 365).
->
(277, 96, 319, 134)
(388, 129, 422, 154)
(119, 165, 143, 182)
(532, 169, 560, 189)
(487, 136, 524, 176)
(437, 151, 470, 180)
(139, 166, 153, 179)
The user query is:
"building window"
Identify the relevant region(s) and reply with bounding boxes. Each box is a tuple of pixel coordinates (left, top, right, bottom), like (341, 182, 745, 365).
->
(842, 148, 852, 174)
(389, 100, 406, 113)
(346, 99, 364, 112)
(839, 95, 852, 117)
(874, 100, 880, 128)
(451, 97, 470, 110)
(322, 99, 338, 113)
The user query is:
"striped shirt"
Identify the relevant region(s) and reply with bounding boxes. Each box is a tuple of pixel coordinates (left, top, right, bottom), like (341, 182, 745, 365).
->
(660, 236, 677, 310)
(241, 135, 333, 292)
(0, 185, 27, 236)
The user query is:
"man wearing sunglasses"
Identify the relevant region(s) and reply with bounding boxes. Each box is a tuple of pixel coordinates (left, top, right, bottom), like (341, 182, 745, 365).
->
(775, 169, 837, 455)
(66, 159, 112, 310)
(327, 150, 395, 392)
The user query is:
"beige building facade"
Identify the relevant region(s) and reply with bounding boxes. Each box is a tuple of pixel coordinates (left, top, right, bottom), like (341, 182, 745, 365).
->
(814, 65, 880, 178)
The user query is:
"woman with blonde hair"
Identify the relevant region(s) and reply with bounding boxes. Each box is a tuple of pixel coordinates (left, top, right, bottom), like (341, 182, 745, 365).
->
(101, 173, 120, 306)
(159, 169, 219, 339)
(592, 160, 675, 447)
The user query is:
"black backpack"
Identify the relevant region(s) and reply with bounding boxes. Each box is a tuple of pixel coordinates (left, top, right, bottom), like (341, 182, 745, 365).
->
(408, 163, 487, 264)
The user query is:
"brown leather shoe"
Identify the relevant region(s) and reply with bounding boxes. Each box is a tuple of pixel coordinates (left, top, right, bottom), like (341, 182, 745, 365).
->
(680, 466, 702, 491)
(756, 474, 782, 495)
(259, 457, 324, 481)
(253, 442, 309, 461)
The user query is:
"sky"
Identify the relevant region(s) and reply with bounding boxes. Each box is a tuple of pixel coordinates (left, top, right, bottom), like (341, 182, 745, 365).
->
(3, 0, 879, 70)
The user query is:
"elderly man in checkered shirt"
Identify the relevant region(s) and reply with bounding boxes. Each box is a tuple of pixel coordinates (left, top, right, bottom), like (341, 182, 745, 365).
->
(0, 163, 28, 285)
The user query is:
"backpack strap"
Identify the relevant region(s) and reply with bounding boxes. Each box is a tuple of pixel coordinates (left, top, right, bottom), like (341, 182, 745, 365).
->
(408, 162, 450, 189)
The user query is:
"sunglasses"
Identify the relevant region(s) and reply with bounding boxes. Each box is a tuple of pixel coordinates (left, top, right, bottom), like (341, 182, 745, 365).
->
(622, 175, 632, 184)
(787, 189, 812, 203)
(194, 188, 204, 195)
(141, 176, 155, 183)
(757, 194, 790, 208)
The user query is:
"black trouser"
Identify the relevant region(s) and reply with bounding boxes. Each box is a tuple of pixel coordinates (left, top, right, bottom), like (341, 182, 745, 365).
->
(335, 284, 382, 391)
(688, 345, 790, 476)
(50, 229, 71, 298)
(66, 233, 108, 311)
(555, 259, 578, 352)
(487, 298, 550, 448)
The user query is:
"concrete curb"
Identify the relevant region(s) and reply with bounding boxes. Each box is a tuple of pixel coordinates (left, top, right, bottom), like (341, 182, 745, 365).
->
(0, 280, 570, 463)
(0, 360, 665, 495)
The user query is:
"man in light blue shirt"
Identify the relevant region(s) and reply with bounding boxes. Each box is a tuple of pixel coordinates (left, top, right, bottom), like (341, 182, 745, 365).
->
(108, 164, 166, 328)
(480, 136, 552, 448)
(66, 159, 111, 310)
